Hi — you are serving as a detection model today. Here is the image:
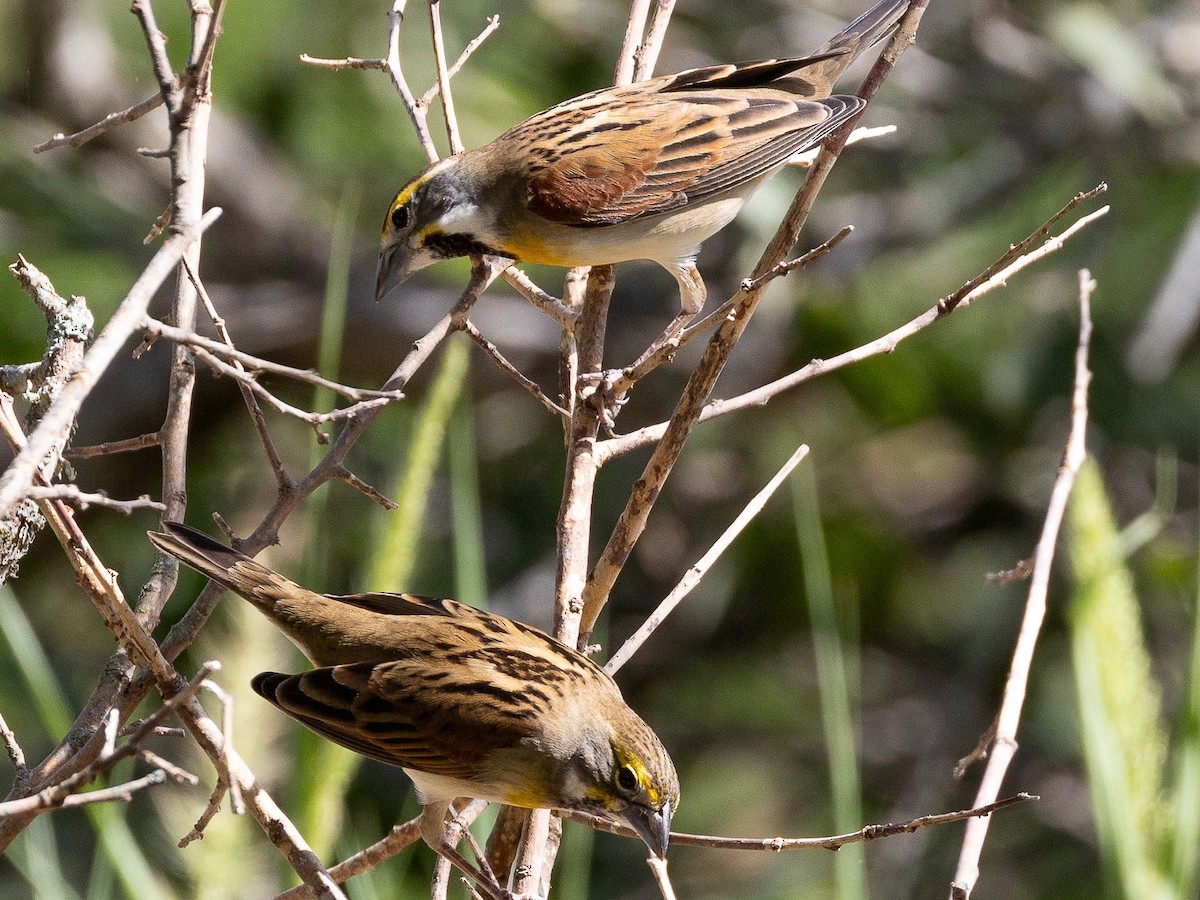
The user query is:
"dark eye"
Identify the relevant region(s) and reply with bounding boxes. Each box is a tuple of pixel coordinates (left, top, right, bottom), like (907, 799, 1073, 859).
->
(617, 765, 639, 792)
(391, 204, 410, 230)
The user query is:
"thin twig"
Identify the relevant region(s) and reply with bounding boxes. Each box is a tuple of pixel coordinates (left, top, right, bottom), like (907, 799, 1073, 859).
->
(141, 318, 405, 403)
(668, 225, 854, 361)
(418, 15, 500, 107)
(599, 196, 1110, 463)
(23, 486, 164, 514)
(462, 321, 570, 419)
(34, 93, 166, 153)
(200, 680, 244, 815)
(0, 207, 222, 519)
(183, 257, 291, 486)
(606, 445, 810, 673)
(949, 270, 1095, 899)
(633, 0, 677, 81)
(647, 856, 678, 900)
(0, 710, 27, 779)
(66, 432, 161, 459)
(427, 0, 462, 153)
(614, 0, 654, 85)
(566, 793, 1037, 852)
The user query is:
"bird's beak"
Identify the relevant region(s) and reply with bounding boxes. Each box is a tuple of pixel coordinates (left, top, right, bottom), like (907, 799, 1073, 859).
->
(623, 800, 672, 859)
(375, 242, 407, 303)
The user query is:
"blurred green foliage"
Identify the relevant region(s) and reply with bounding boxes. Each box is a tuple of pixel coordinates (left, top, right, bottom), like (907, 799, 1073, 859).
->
(2, 0, 1200, 898)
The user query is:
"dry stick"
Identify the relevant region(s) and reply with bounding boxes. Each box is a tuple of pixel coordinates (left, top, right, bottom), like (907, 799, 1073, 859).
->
(428, 0, 462, 153)
(506, 267, 616, 898)
(168, 273, 404, 405)
(600, 195, 1110, 463)
(614, 0, 654, 85)
(948, 271, 1095, 900)
(0, 710, 27, 779)
(34, 93, 166, 153)
(273, 800, 490, 900)
(605, 445, 810, 674)
(632, 0, 678, 81)
(67, 432, 161, 459)
(417, 15, 500, 108)
(0, 661, 216, 818)
(184, 257, 290, 486)
(180, 339, 393, 425)
(462, 320, 570, 419)
(670, 225, 854, 362)
(23, 486, 164, 514)
(579, 1, 924, 640)
(567, 793, 1035, 851)
(0, 208, 221, 519)
(647, 857, 678, 900)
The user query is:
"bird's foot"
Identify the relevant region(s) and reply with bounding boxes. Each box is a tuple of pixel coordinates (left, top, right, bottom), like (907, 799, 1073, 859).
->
(577, 368, 630, 434)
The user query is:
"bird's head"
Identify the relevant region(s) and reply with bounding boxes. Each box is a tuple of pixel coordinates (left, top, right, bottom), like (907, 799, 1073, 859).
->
(376, 156, 503, 302)
(564, 709, 679, 858)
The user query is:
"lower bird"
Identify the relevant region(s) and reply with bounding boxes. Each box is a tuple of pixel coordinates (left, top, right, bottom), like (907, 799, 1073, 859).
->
(376, 0, 908, 372)
(149, 522, 678, 899)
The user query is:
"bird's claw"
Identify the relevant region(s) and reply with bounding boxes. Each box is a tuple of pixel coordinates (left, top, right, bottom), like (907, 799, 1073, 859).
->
(578, 368, 631, 434)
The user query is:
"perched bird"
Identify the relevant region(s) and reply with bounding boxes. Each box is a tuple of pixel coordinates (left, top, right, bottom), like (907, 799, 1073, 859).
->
(377, 0, 908, 368)
(149, 522, 678, 896)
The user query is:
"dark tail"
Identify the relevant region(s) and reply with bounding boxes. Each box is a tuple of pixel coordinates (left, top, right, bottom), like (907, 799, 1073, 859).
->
(799, 0, 909, 95)
(148, 521, 284, 599)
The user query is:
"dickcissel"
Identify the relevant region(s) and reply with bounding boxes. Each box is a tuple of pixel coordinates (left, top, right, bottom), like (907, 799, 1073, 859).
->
(376, 0, 907, 364)
(149, 522, 678, 896)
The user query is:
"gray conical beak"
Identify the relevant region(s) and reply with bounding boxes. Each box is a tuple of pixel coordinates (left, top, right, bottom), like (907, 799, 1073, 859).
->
(375, 243, 403, 302)
(623, 800, 672, 858)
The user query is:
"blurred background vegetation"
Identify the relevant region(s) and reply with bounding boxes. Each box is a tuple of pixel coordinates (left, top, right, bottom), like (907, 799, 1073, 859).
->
(2, 0, 1199, 897)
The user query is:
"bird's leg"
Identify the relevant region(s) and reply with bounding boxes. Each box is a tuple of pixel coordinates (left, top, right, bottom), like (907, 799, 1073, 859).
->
(581, 260, 705, 430)
(421, 802, 515, 900)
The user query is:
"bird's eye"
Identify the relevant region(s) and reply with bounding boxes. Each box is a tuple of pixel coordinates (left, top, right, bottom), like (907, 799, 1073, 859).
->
(617, 765, 639, 792)
(391, 204, 410, 230)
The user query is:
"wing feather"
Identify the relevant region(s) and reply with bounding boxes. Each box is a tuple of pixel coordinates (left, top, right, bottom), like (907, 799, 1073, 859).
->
(508, 58, 866, 227)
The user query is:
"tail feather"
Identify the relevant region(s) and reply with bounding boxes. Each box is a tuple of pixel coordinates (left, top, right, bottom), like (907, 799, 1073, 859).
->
(148, 521, 298, 603)
(803, 0, 910, 94)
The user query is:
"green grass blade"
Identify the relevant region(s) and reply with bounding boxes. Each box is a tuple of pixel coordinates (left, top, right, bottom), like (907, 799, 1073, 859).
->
(792, 463, 865, 900)
(5, 814, 83, 900)
(1169, 478, 1200, 896)
(367, 336, 470, 593)
(1067, 459, 1170, 899)
(296, 180, 365, 859)
(448, 385, 487, 608)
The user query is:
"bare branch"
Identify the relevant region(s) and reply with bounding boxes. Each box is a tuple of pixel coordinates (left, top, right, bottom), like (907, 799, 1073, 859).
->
(647, 856, 678, 900)
(66, 432, 161, 460)
(606, 445, 809, 673)
(23, 486, 165, 514)
(600, 194, 1110, 463)
(427, 0, 462, 152)
(566, 793, 1037, 852)
(34, 93, 166, 153)
(0, 208, 222, 519)
(463, 321, 570, 420)
(418, 15, 500, 108)
(949, 270, 1095, 899)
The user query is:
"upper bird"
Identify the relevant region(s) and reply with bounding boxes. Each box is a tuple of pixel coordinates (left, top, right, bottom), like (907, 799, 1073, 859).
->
(149, 522, 678, 898)
(376, 0, 907, 366)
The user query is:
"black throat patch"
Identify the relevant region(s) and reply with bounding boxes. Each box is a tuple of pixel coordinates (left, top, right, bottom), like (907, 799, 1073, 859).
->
(422, 232, 509, 261)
